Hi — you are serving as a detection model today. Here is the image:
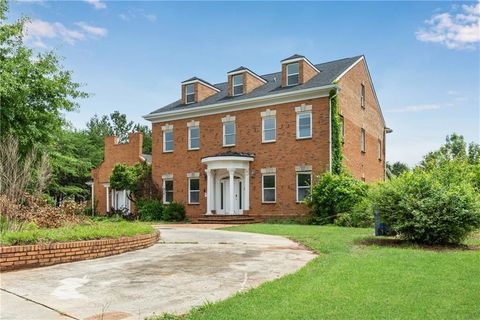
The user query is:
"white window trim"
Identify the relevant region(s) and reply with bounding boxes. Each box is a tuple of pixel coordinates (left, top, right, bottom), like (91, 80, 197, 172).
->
(223, 121, 236, 147)
(262, 115, 276, 143)
(296, 171, 312, 203)
(188, 177, 200, 204)
(296, 111, 312, 139)
(262, 173, 276, 203)
(163, 129, 174, 153)
(188, 126, 200, 150)
(163, 178, 173, 204)
(232, 74, 244, 96)
(286, 62, 300, 86)
(185, 83, 195, 104)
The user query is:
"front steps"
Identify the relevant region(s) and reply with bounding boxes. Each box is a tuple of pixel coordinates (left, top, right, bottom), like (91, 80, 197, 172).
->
(193, 215, 257, 224)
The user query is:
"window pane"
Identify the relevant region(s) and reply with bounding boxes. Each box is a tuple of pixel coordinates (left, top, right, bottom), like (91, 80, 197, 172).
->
(287, 62, 299, 75)
(224, 122, 235, 135)
(297, 173, 311, 187)
(165, 180, 173, 191)
(225, 134, 235, 145)
(263, 117, 275, 130)
(190, 137, 199, 149)
(165, 191, 173, 203)
(190, 178, 199, 191)
(190, 191, 199, 203)
(297, 188, 309, 202)
(299, 113, 310, 125)
(190, 127, 199, 138)
(233, 74, 243, 86)
(264, 189, 275, 202)
(186, 93, 195, 104)
(233, 84, 244, 95)
(165, 131, 173, 141)
(264, 129, 276, 141)
(287, 74, 299, 85)
(165, 141, 173, 151)
(263, 175, 275, 188)
(298, 113, 311, 137)
(186, 84, 195, 94)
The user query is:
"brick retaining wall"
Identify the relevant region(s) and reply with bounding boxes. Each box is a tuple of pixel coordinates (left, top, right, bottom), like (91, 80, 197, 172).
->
(0, 231, 160, 272)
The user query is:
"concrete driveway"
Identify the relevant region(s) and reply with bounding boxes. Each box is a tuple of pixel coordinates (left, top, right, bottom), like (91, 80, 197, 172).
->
(0, 226, 316, 320)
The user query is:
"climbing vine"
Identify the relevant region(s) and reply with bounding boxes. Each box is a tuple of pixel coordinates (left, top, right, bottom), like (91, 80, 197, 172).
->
(330, 89, 343, 175)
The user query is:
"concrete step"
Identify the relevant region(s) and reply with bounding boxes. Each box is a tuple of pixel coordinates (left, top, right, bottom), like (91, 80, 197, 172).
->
(193, 215, 258, 224)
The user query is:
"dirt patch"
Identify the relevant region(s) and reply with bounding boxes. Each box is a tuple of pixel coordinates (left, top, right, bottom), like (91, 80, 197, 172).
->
(356, 237, 480, 252)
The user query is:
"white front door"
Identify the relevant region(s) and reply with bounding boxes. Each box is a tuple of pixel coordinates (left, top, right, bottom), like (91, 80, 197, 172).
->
(220, 178, 242, 214)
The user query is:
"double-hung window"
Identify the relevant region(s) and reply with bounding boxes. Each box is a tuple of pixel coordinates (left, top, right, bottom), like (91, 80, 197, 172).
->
(262, 174, 276, 203)
(297, 112, 312, 139)
(296, 172, 311, 202)
(361, 128, 366, 153)
(286, 62, 299, 86)
(223, 121, 235, 146)
(163, 129, 173, 152)
(185, 84, 195, 104)
(188, 178, 200, 204)
(188, 126, 200, 150)
(262, 115, 276, 142)
(232, 74, 244, 96)
(360, 83, 365, 108)
(163, 179, 173, 203)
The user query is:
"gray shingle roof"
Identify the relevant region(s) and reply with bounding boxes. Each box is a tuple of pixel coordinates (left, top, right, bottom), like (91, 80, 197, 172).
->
(281, 54, 306, 61)
(148, 55, 362, 115)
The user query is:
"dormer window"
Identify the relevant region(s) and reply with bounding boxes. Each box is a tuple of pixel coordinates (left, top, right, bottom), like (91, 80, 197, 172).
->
(286, 62, 299, 86)
(232, 74, 244, 96)
(185, 84, 195, 104)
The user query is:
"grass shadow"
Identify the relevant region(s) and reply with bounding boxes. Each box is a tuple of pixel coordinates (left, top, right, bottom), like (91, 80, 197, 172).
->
(356, 236, 479, 252)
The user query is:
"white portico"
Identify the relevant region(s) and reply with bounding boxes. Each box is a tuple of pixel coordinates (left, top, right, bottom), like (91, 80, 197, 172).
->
(201, 153, 254, 215)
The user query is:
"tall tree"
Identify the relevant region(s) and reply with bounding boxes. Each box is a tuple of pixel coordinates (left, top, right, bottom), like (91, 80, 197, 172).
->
(0, 0, 87, 155)
(386, 161, 409, 177)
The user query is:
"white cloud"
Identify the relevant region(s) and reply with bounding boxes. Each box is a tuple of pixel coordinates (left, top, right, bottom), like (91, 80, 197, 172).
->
(416, 1, 480, 49)
(83, 0, 106, 10)
(118, 13, 130, 21)
(75, 22, 108, 37)
(118, 10, 157, 23)
(144, 14, 157, 22)
(388, 104, 441, 113)
(24, 19, 107, 48)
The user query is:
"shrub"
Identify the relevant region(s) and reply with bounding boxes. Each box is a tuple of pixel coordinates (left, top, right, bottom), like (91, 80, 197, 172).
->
(372, 162, 480, 245)
(334, 198, 374, 228)
(163, 202, 186, 222)
(307, 171, 368, 224)
(137, 199, 164, 221)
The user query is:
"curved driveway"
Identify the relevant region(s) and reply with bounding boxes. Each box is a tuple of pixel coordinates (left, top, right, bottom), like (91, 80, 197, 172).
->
(0, 226, 316, 320)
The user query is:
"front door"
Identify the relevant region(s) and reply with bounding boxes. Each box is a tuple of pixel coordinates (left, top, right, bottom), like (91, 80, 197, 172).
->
(220, 178, 242, 214)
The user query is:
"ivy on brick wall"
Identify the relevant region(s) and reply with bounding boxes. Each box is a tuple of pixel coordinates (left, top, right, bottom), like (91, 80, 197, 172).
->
(330, 89, 343, 175)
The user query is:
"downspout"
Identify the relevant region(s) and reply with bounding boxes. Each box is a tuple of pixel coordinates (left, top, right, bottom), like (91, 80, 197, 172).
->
(384, 127, 393, 180)
(329, 88, 339, 173)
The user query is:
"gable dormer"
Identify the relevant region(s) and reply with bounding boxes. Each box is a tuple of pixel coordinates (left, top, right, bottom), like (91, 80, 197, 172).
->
(227, 67, 267, 97)
(181, 77, 220, 105)
(281, 54, 320, 87)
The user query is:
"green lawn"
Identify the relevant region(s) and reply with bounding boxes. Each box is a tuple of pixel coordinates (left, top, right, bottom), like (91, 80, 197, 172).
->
(155, 224, 480, 320)
(0, 220, 156, 245)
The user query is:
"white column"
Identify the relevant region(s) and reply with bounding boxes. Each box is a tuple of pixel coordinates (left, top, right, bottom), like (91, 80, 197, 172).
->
(244, 169, 250, 211)
(123, 190, 127, 209)
(106, 186, 110, 213)
(228, 168, 235, 214)
(206, 169, 213, 215)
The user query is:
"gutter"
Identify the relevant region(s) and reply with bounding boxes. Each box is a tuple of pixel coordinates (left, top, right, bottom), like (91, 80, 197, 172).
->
(144, 84, 339, 123)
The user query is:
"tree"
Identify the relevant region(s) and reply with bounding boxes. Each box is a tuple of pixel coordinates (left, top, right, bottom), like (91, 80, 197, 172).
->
(109, 162, 159, 203)
(0, 1, 87, 155)
(386, 161, 409, 177)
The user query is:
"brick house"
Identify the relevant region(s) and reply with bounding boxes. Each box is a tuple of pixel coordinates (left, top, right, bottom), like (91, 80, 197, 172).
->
(144, 54, 388, 222)
(89, 132, 151, 214)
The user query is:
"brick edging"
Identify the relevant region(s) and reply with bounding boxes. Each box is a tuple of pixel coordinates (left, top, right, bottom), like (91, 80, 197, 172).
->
(0, 231, 160, 272)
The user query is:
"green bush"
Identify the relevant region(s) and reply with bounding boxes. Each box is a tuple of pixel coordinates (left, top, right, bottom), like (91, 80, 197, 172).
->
(137, 199, 164, 221)
(163, 202, 186, 222)
(307, 171, 368, 224)
(334, 198, 374, 228)
(372, 161, 480, 245)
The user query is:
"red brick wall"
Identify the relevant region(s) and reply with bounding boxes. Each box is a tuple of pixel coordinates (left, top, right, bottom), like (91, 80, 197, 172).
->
(0, 231, 159, 272)
(337, 59, 385, 182)
(91, 132, 144, 214)
(151, 97, 331, 220)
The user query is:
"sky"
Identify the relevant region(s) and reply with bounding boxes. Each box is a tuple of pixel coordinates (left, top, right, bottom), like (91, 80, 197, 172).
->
(7, 0, 480, 167)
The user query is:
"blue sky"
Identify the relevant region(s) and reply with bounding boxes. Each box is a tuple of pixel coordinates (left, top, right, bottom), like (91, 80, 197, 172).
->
(9, 0, 480, 166)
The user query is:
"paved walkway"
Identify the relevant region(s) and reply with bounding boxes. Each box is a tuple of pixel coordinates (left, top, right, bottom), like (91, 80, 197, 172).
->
(0, 226, 316, 320)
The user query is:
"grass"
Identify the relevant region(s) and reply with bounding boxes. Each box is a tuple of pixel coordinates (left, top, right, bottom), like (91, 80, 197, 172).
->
(150, 224, 480, 320)
(0, 220, 156, 246)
